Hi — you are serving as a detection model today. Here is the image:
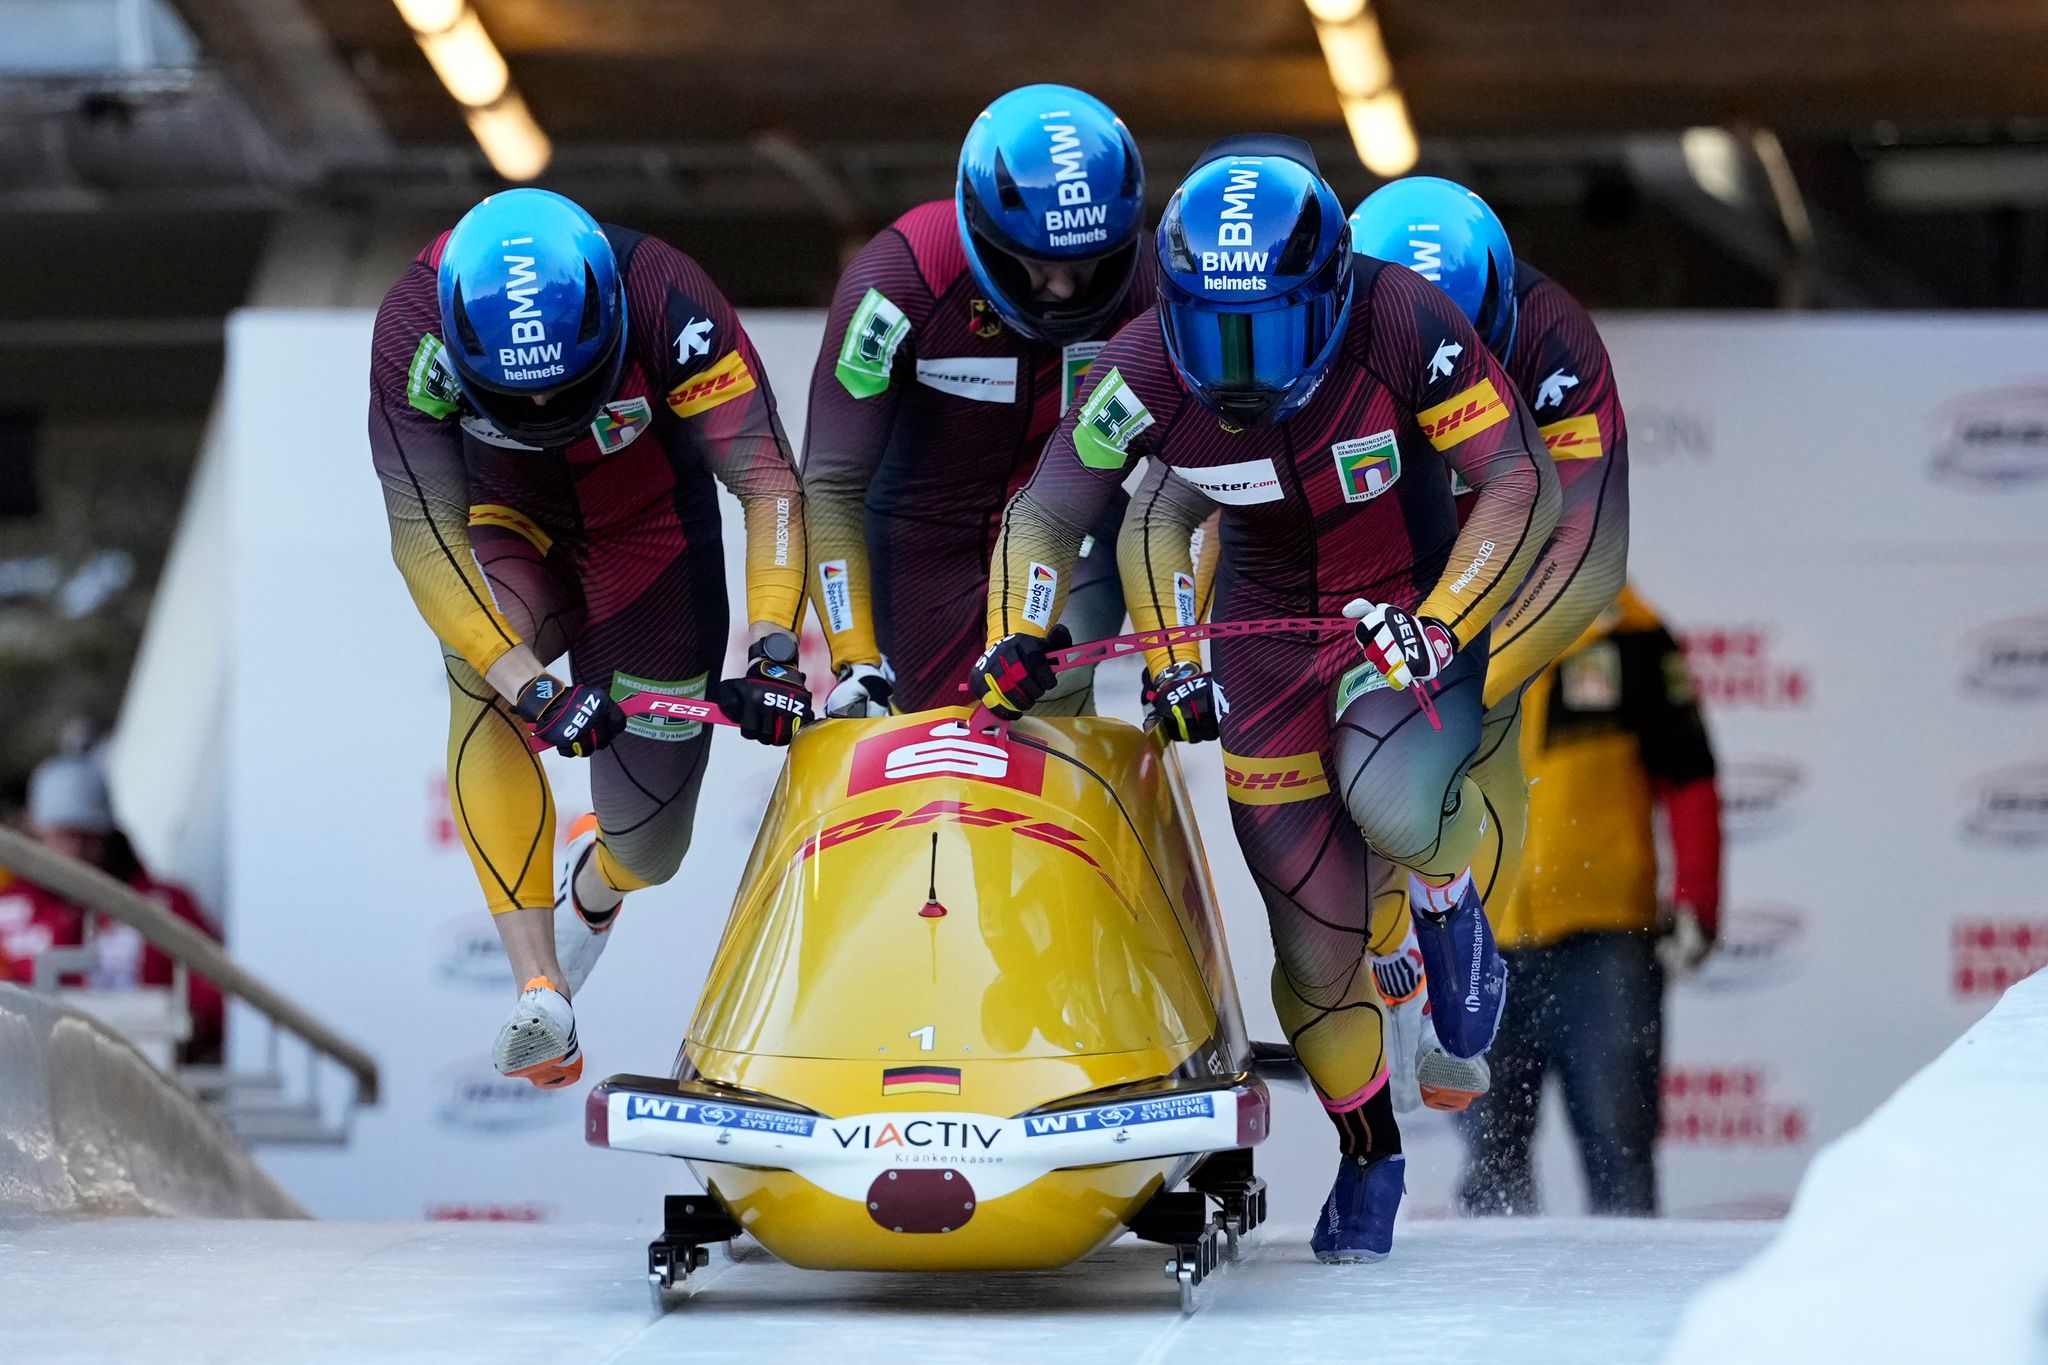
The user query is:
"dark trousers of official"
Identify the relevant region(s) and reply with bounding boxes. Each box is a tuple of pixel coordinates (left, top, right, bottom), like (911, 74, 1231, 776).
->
(1455, 928, 1664, 1216)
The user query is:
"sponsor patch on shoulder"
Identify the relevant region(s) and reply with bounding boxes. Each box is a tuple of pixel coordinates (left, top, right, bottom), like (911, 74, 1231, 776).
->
(1023, 562, 1058, 629)
(1074, 367, 1155, 469)
(407, 333, 463, 419)
(1417, 377, 1509, 450)
(837, 288, 910, 398)
(1539, 413, 1604, 460)
(667, 351, 755, 418)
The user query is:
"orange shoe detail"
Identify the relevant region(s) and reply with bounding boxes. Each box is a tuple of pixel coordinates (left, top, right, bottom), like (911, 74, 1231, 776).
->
(566, 811, 600, 842)
(506, 1052, 584, 1089)
(522, 975, 562, 994)
(1421, 1081, 1483, 1112)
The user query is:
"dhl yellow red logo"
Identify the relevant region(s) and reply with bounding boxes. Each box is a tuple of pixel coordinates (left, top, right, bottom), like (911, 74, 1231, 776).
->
(667, 350, 756, 418)
(467, 503, 552, 554)
(1221, 750, 1331, 805)
(1538, 414, 1604, 460)
(1417, 377, 1508, 451)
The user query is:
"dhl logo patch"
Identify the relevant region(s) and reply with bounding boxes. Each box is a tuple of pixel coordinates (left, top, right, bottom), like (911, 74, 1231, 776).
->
(1417, 377, 1509, 451)
(467, 503, 552, 555)
(1538, 414, 1604, 461)
(1221, 750, 1331, 805)
(667, 350, 756, 418)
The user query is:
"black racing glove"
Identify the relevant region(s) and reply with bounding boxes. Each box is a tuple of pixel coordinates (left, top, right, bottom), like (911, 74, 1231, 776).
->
(515, 674, 627, 758)
(1145, 661, 1229, 743)
(970, 624, 1071, 719)
(716, 637, 813, 745)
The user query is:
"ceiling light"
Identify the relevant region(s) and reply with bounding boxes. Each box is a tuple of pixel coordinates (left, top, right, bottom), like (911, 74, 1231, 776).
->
(415, 9, 508, 109)
(467, 93, 552, 181)
(392, 0, 463, 33)
(1682, 126, 1746, 206)
(1343, 91, 1419, 177)
(1304, 0, 1368, 22)
(1315, 15, 1392, 97)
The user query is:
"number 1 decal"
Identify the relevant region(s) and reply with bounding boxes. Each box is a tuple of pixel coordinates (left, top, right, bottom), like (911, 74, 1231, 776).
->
(909, 1025, 935, 1052)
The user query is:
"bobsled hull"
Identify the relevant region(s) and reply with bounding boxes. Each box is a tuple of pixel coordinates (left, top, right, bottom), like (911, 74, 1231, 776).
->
(589, 709, 1265, 1271)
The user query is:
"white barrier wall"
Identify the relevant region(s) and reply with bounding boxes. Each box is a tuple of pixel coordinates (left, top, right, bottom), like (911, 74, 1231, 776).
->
(218, 308, 2046, 1225)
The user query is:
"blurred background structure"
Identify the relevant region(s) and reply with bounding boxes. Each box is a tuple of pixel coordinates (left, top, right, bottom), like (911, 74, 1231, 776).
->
(10, 0, 2048, 797)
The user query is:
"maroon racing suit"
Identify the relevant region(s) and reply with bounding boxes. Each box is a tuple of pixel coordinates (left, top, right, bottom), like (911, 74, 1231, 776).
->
(802, 200, 1160, 712)
(369, 227, 804, 913)
(988, 257, 1560, 1157)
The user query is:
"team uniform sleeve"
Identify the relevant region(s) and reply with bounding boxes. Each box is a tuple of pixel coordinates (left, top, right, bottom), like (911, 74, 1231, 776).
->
(367, 268, 524, 678)
(1115, 460, 1219, 676)
(985, 326, 1170, 643)
(1365, 265, 1560, 646)
(1483, 281, 1631, 707)
(1629, 624, 1721, 923)
(800, 231, 926, 670)
(640, 241, 806, 632)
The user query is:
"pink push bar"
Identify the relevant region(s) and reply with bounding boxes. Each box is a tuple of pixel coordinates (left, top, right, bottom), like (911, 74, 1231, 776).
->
(968, 616, 1443, 732)
(524, 692, 739, 753)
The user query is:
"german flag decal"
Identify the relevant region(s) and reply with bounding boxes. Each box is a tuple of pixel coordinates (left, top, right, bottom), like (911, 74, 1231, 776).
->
(882, 1065, 962, 1095)
(1417, 377, 1509, 451)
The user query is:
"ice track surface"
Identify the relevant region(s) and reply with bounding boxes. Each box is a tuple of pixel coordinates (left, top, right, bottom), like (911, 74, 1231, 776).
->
(4, 1216, 1769, 1364)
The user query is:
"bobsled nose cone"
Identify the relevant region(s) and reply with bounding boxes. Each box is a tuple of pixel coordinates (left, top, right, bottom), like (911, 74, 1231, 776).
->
(868, 1168, 977, 1234)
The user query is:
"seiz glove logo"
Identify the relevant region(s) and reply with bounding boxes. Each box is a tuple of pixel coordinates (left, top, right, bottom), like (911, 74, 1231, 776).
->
(761, 690, 806, 714)
(1347, 600, 1454, 689)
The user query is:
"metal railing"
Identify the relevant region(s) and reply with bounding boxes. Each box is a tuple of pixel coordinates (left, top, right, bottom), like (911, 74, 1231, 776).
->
(0, 826, 379, 1124)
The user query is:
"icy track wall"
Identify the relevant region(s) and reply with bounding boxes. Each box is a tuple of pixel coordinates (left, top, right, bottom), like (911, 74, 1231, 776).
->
(1663, 967, 2048, 1364)
(207, 310, 2048, 1223)
(0, 984, 303, 1218)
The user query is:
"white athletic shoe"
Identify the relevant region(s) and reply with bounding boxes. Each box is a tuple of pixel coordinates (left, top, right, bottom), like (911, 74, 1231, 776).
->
(492, 976, 582, 1089)
(553, 814, 619, 998)
(1370, 937, 1428, 1114)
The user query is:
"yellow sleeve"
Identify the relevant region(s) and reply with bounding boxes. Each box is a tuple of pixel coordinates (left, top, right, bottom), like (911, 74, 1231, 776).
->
(1115, 461, 1217, 676)
(368, 280, 522, 678)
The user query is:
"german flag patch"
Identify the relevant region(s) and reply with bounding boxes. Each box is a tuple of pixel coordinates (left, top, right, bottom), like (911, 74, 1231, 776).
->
(882, 1065, 962, 1096)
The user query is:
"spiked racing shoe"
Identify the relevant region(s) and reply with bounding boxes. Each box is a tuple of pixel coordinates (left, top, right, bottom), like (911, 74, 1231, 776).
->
(1415, 1012, 1492, 1111)
(493, 975, 582, 1089)
(1409, 871, 1507, 1060)
(1311, 1153, 1405, 1264)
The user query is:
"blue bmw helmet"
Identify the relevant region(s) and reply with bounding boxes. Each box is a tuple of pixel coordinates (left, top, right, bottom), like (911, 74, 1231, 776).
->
(1348, 176, 1517, 359)
(955, 83, 1145, 343)
(1156, 136, 1353, 427)
(437, 188, 628, 447)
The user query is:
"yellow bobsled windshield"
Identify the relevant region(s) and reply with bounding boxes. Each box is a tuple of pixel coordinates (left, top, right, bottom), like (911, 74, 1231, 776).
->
(688, 710, 1225, 1066)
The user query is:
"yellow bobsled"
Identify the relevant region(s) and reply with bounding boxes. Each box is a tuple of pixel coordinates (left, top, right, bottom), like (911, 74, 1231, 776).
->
(586, 707, 1270, 1306)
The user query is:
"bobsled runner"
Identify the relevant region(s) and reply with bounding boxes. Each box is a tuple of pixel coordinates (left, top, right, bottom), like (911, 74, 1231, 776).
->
(586, 707, 1271, 1311)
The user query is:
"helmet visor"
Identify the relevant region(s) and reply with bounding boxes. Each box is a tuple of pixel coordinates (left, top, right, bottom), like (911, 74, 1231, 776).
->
(1161, 291, 1340, 412)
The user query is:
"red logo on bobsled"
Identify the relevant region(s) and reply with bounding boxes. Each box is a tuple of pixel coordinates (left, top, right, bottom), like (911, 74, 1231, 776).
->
(848, 721, 1047, 797)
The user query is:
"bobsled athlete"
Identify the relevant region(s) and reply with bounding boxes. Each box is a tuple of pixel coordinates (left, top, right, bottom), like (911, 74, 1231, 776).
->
(368, 189, 810, 1090)
(1346, 177, 1629, 1114)
(802, 83, 1153, 718)
(972, 138, 1559, 1262)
